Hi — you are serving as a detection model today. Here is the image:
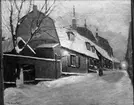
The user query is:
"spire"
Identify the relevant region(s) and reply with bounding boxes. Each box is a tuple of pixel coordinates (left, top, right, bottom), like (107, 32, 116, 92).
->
(72, 5, 77, 30)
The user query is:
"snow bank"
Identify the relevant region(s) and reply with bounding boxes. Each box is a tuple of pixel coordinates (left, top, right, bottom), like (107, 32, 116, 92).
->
(37, 74, 94, 88)
(4, 88, 29, 105)
(4, 71, 133, 105)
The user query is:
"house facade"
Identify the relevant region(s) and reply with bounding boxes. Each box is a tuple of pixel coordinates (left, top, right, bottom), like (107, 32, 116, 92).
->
(55, 27, 99, 73)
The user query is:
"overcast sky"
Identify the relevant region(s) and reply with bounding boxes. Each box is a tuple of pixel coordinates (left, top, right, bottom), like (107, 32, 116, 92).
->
(2, 0, 131, 38)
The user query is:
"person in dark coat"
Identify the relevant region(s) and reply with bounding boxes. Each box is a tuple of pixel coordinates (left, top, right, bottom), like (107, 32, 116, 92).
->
(98, 61, 103, 76)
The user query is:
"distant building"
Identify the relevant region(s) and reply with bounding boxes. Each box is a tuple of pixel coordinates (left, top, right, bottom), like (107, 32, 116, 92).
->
(76, 27, 97, 43)
(95, 30, 113, 57)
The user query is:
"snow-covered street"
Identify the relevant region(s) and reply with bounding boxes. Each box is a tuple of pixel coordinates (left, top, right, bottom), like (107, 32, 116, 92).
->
(4, 70, 133, 105)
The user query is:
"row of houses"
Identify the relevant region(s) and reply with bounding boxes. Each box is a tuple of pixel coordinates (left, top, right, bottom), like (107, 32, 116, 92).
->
(3, 5, 120, 83)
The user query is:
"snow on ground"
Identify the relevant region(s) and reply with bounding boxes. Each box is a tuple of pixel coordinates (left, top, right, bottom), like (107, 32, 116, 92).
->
(37, 74, 94, 88)
(4, 70, 133, 105)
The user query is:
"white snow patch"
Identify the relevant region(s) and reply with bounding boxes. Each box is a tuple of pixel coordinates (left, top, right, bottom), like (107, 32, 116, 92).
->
(37, 74, 94, 88)
(4, 88, 29, 105)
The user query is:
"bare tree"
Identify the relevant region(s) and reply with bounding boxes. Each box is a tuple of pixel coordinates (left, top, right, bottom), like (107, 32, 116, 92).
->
(3, 0, 56, 53)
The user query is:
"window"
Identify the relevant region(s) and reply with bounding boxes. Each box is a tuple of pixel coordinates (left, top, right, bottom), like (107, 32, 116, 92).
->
(91, 46, 95, 53)
(88, 58, 95, 69)
(90, 59, 94, 66)
(67, 31, 75, 41)
(85, 42, 91, 51)
(69, 55, 80, 68)
(71, 55, 76, 66)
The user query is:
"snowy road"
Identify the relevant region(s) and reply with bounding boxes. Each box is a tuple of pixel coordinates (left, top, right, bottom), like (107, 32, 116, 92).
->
(4, 70, 133, 105)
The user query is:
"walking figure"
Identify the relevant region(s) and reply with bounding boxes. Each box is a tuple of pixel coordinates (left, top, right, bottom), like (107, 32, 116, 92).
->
(98, 62, 103, 76)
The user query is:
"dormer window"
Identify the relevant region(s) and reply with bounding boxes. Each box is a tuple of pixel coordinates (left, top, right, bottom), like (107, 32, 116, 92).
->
(85, 42, 91, 51)
(91, 46, 95, 53)
(67, 31, 75, 41)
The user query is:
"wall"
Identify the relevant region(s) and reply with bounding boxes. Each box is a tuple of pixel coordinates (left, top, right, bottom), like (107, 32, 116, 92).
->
(35, 59, 61, 79)
(3, 54, 61, 83)
(61, 48, 88, 73)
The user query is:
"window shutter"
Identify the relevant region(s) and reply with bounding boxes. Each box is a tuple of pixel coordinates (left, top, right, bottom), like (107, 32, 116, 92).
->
(76, 56, 80, 68)
(78, 56, 80, 67)
(88, 58, 90, 67)
(67, 55, 71, 66)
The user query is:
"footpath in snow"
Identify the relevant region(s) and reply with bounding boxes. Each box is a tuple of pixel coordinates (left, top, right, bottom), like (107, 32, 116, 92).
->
(4, 70, 133, 105)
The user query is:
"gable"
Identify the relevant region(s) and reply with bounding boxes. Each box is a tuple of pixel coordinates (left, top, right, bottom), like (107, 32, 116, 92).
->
(17, 11, 60, 49)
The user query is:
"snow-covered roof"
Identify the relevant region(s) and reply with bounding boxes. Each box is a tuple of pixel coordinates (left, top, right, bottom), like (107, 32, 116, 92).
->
(77, 31, 112, 61)
(112, 57, 120, 63)
(54, 21, 113, 61)
(55, 25, 99, 59)
(94, 44, 112, 61)
(37, 43, 59, 48)
(74, 31, 112, 61)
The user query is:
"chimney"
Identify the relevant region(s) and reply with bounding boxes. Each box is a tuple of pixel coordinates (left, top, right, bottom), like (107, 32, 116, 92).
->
(33, 5, 37, 11)
(72, 6, 77, 30)
(84, 19, 87, 28)
(33, 5, 38, 16)
(96, 28, 99, 37)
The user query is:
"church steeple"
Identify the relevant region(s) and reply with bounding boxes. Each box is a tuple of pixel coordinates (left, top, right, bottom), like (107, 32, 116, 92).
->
(72, 6, 77, 30)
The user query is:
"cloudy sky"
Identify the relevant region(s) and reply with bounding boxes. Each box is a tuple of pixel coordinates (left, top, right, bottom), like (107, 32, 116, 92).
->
(2, 0, 131, 60)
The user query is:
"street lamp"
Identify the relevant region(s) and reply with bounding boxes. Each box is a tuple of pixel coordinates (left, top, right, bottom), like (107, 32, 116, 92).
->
(54, 50, 69, 78)
(62, 50, 69, 57)
(121, 61, 128, 70)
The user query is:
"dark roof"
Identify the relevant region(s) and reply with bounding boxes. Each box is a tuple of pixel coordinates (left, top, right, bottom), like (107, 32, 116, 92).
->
(96, 35, 113, 56)
(76, 27, 97, 43)
(17, 9, 59, 49)
(17, 10, 45, 29)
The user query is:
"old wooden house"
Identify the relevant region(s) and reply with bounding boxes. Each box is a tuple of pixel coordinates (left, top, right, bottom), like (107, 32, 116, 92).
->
(55, 26, 99, 73)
